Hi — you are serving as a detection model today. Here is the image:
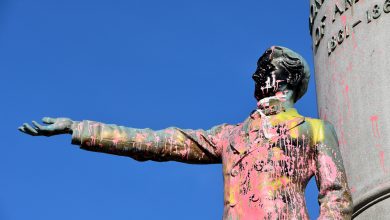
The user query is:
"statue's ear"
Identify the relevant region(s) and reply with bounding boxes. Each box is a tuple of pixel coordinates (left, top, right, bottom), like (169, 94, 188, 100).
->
(290, 71, 304, 87)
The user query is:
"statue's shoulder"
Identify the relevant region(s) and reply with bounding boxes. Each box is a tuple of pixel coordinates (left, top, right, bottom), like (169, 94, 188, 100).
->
(303, 117, 336, 143)
(306, 118, 335, 129)
(305, 117, 324, 127)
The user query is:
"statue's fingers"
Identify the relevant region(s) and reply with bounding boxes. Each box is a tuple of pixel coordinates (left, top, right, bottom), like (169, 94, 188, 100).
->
(32, 121, 47, 131)
(18, 126, 26, 133)
(42, 117, 56, 124)
(22, 123, 39, 136)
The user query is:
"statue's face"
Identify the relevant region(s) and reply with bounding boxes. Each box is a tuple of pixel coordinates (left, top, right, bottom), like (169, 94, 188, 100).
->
(252, 49, 289, 101)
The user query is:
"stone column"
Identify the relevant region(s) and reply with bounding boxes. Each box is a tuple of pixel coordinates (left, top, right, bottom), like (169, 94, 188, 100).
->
(309, 0, 390, 218)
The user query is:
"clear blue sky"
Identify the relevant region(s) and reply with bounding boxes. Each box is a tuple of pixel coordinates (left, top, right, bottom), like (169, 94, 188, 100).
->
(0, 1, 320, 219)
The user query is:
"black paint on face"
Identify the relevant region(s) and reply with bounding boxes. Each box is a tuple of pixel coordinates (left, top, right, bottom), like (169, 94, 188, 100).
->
(252, 46, 309, 102)
(252, 49, 289, 101)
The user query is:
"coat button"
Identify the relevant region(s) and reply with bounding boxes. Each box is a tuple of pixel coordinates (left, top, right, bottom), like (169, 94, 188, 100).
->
(254, 160, 265, 171)
(230, 168, 239, 177)
(250, 194, 259, 202)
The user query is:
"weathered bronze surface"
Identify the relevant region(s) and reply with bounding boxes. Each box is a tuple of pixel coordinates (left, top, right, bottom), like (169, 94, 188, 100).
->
(19, 46, 352, 219)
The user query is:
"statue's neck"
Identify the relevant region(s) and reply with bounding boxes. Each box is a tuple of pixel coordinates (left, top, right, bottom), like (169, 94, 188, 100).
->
(256, 94, 294, 116)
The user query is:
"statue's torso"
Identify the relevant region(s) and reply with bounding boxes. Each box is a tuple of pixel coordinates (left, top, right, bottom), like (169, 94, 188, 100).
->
(221, 109, 318, 220)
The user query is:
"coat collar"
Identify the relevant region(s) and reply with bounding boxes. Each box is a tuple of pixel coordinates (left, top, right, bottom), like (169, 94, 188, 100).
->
(249, 108, 305, 129)
(229, 108, 305, 168)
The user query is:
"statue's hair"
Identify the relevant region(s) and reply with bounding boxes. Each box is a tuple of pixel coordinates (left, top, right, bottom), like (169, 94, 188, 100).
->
(268, 46, 310, 102)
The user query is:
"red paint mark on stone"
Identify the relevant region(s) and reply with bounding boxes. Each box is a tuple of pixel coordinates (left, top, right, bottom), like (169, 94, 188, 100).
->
(341, 15, 347, 25)
(370, 115, 380, 138)
(346, 62, 353, 73)
(342, 85, 352, 119)
(319, 108, 328, 121)
(351, 31, 358, 49)
(379, 151, 388, 173)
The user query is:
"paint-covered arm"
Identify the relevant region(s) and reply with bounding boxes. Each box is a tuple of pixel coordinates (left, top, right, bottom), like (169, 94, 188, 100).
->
(71, 120, 231, 164)
(315, 121, 353, 220)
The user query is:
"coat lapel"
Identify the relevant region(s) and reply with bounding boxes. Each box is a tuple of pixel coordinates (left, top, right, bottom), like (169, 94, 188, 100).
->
(229, 108, 305, 164)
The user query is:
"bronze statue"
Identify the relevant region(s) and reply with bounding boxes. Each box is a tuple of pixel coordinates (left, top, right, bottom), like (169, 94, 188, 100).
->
(19, 46, 353, 219)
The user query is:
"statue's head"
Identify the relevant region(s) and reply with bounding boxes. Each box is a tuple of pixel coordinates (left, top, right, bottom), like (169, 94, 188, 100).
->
(252, 46, 310, 103)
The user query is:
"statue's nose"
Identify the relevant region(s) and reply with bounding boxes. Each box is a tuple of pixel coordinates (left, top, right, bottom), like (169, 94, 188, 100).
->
(252, 72, 260, 81)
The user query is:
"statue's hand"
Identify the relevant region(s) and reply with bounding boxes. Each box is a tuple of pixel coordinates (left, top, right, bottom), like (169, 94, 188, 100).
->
(18, 117, 76, 137)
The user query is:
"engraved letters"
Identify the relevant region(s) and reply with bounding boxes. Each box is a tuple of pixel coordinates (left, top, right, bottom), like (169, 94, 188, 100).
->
(309, 0, 390, 56)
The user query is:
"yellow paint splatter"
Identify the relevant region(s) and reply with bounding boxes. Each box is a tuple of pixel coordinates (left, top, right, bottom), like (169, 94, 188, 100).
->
(307, 118, 325, 143)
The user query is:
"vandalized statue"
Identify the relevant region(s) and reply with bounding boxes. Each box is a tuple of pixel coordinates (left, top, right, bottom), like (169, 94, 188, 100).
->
(19, 46, 353, 219)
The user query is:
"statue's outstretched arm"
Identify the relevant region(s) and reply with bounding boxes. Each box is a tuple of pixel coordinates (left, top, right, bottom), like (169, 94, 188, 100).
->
(19, 117, 232, 164)
(314, 121, 353, 220)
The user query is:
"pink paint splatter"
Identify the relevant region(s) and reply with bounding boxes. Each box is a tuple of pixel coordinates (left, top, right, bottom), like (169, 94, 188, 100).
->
(379, 151, 388, 173)
(341, 15, 347, 25)
(370, 115, 380, 138)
